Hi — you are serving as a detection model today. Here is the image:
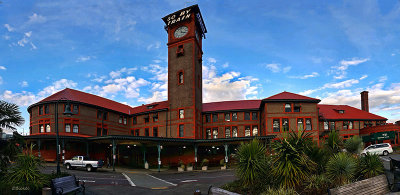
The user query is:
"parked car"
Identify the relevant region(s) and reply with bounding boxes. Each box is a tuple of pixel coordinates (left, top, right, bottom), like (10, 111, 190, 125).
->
(360, 143, 393, 156)
(64, 156, 104, 172)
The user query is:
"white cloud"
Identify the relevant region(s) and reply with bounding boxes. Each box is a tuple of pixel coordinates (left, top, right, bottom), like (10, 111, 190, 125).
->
(323, 79, 359, 89)
(265, 63, 291, 73)
(20, 81, 28, 87)
(360, 75, 368, 80)
(109, 67, 137, 78)
(207, 57, 217, 64)
(28, 13, 46, 23)
(146, 42, 161, 51)
(202, 65, 259, 102)
(25, 31, 32, 37)
(330, 58, 369, 79)
(138, 90, 166, 104)
(37, 79, 78, 98)
(0, 66, 6, 70)
(379, 76, 388, 83)
(76, 56, 95, 62)
(289, 72, 319, 79)
(222, 62, 229, 68)
(16, 31, 37, 50)
(4, 24, 14, 32)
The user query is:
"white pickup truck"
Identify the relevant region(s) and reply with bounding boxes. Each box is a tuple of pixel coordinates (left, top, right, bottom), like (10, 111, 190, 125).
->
(64, 156, 104, 172)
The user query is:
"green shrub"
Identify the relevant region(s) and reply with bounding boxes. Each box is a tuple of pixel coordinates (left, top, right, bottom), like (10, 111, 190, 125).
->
(344, 136, 363, 154)
(220, 158, 226, 166)
(236, 139, 270, 187)
(303, 174, 331, 194)
(325, 130, 343, 154)
(186, 162, 193, 167)
(326, 152, 357, 186)
(359, 153, 383, 179)
(201, 158, 209, 167)
(261, 187, 298, 195)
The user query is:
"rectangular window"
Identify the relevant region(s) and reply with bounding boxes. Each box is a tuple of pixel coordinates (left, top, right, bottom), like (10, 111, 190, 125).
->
(252, 112, 258, 120)
(330, 122, 335, 130)
(97, 128, 101, 136)
(245, 126, 251, 137)
(213, 114, 218, 122)
(244, 112, 250, 120)
(44, 105, 49, 114)
(153, 113, 158, 122)
(103, 112, 108, 120)
(225, 113, 230, 121)
(297, 118, 304, 131)
(40, 124, 44, 133)
(232, 113, 238, 121)
(153, 127, 158, 137)
(294, 105, 301, 112)
(285, 103, 292, 112)
(282, 118, 289, 132)
(119, 116, 123, 123)
(73, 124, 79, 133)
(97, 111, 102, 119)
(232, 126, 238, 137)
(273, 119, 280, 132)
(145, 128, 149, 136)
(324, 122, 329, 130)
(225, 127, 231, 138)
(179, 125, 184, 137)
(130, 130, 134, 135)
(206, 128, 211, 139)
(205, 114, 211, 123)
(252, 126, 258, 136)
(179, 109, 184, 119)
(135, 129, 139, 136)
(102, 127, 108, 136)
(133, 116, 137, 125)
(39, 106, 43, 115)
(212, 128, 218, 139)
(349, 121, 353, 129)
(305, 118, 312, 130)
(65, 124, 71, 133)
(123, 117, 127, 125)
(73, 104, 79, 114)
(178, 71, 184, 84)
(144, 116, 149, 123)
(46, 124, 51, 132)
(343, 121, 348, 130)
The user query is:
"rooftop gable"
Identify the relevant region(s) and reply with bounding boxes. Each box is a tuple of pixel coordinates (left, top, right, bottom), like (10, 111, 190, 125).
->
(263, 91, 320, 102)
(318, 104, 387, 121)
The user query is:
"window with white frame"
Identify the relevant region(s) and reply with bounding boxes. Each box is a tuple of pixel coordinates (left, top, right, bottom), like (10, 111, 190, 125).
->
(73, 124, 79, 133)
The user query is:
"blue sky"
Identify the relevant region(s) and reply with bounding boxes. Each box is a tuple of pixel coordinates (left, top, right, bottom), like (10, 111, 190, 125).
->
(1, 0, 400, 134)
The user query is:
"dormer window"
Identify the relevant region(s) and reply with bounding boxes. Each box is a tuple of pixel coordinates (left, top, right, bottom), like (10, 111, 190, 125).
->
(147, 105, 154, 109)
(338, 110, 345, 114)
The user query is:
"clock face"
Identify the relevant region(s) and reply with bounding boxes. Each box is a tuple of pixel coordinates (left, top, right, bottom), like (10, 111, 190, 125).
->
(174, 26, 188, 38)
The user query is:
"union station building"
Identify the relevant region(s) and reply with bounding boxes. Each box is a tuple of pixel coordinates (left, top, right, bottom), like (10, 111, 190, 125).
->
(25, 5, 400, 168)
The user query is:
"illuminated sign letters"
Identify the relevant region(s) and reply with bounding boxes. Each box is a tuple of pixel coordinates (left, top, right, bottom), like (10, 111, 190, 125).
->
(166, 9, 191, 26)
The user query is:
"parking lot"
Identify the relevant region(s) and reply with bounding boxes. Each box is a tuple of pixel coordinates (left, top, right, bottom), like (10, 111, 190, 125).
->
(41, 165, 236, 195)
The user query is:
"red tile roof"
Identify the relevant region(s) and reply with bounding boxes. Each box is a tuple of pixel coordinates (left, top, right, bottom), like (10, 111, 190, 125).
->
(318, 104, 387, 120)
(38, 88, 134, 114)
(203, 100, 261, 112)
(263, 91, 320, 102)
(130, 101, 169, 114)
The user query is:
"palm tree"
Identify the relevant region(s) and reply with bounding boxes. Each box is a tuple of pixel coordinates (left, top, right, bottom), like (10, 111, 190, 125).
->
(324, 130, 343, 154)
(0, 100, 24, 133)
(236, 139, 270, 187)
(326, 152, 357, 186)
(272, 130, 316, 188)
(359, 153, 383, 179)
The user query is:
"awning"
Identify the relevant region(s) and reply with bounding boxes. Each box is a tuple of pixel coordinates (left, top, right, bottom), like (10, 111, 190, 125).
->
(362, 131, 395, 142)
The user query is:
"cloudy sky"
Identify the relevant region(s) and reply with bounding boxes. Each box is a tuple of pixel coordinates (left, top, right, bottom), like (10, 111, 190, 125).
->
(1, 0, 400, 134)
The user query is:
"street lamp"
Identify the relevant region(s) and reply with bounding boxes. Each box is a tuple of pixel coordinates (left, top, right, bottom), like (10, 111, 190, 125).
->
(55, 101, 74, 175)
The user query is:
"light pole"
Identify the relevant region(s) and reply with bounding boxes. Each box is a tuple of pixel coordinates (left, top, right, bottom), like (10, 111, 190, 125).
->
(55, 101, 74, 175)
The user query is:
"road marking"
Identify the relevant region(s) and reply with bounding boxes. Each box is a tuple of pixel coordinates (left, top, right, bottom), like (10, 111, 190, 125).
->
(122, 173, 136, 186)
(181, 180, 197, 183)
(380, 157, 390, 162)
(78, 180, 95, 183)
(151, 187, 168, 189)
(146, 174, 177, 186)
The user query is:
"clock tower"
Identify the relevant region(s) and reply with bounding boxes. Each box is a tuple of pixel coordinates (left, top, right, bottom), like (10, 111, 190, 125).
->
(162, 5, 207, 139)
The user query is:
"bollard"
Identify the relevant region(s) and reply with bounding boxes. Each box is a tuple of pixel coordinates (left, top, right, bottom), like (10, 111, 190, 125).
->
(42, 187, 51, 195)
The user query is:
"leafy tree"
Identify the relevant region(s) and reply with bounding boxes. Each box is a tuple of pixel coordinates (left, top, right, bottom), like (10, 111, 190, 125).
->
(359, 153, 383, 179)
(272, 131, 316, 188)
(326, 152, 357, 186)
(236, 139, 270, 187)
(0, 100, 24, 133)
(344, 136, 363, 154)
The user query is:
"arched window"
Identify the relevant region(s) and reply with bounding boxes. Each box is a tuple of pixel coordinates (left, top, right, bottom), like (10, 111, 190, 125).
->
(178, 71, 184, 84)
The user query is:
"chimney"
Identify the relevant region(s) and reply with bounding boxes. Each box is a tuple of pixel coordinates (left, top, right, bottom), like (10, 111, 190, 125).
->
(361, 91, 369, 112)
